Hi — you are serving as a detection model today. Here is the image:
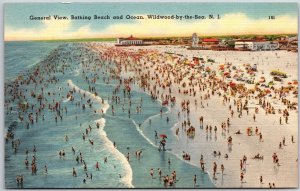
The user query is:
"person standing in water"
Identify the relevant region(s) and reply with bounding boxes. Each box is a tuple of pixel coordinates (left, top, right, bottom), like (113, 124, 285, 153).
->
(150, 168, 154, 179)
(200, 157, 205, 171)
(158, 168, 162, 178)
(44, 165, 48, 174)
(72, 167, 77, 177)
(96, 161, 100, 171)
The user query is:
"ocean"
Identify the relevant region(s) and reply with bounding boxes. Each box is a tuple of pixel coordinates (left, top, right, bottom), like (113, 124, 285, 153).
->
(4, 41, 214, 188)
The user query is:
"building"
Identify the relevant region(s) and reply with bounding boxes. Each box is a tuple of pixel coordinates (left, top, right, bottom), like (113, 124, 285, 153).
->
(235, 40, 279, 51)
(275, 36, 289, 49)
(276, 40, 289, 50)
(200, 38, 219, 49)
(287, 37, 298, 52)
(191, 33, 199, 47)
(202, 38, 219, 45)
(116, 35, 144, 46)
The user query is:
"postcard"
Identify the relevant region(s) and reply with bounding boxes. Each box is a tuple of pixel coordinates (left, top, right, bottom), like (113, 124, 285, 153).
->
(4, 2, 298, 189)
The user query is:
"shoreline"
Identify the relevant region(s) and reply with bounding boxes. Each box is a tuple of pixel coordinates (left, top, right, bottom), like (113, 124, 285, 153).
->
(4, 41, 298, 188)
(105, 43, 298, 188)
(126, 77, 217, 185)
(67, 79, 134, 188)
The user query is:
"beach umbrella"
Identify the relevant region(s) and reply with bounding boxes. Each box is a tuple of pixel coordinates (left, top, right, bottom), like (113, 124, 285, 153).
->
(159, 134, 167, 138)
(224, 72, 230, 76)
(265, 89, 271, 94)
(229, 82, 236, 88)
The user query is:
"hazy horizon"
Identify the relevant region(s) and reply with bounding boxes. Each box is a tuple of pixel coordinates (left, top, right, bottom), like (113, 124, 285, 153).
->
(4, 3, 298, 41)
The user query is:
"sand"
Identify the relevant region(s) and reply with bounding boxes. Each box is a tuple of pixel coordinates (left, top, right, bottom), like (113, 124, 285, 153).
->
(112, 44, 298, 188)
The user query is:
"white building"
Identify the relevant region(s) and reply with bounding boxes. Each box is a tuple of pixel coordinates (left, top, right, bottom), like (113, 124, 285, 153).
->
(235, 40, 279, 51)
(116, 35, 144, 46)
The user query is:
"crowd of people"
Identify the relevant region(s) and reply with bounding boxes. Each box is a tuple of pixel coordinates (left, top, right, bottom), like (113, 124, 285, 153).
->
(5, 42, 298, 188)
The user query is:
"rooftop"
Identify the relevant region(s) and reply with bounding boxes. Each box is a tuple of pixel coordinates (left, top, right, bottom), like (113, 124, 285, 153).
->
(119, 35, 141, 40)
(235, 39, 267, 42)
(202, 38, 219, 42)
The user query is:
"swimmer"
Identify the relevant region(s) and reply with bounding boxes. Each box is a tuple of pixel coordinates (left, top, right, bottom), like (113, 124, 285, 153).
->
(150, 168, 154, 178)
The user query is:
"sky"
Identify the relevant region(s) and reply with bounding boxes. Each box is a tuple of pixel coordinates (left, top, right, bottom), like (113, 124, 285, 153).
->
(4, 2, 298, 41)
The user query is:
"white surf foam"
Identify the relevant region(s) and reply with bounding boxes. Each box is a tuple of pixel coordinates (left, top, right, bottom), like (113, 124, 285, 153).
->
(130, 119, 158, 148)
(67, 79, 110, 113)
(95, 118, 134, 188)
(67, 79, 133, 188)
(62, 97, 71, 103)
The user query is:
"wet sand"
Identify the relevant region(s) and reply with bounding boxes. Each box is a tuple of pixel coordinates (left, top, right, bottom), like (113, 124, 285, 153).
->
(107, 44, 298, 188)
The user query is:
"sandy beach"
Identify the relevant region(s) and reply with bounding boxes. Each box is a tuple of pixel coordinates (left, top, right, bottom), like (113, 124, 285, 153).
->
(103, 43, 298, 188)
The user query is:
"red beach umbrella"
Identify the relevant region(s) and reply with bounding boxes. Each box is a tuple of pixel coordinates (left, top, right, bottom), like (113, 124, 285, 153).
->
(159, 134, 167, 138)
(229, 82, 236, 87)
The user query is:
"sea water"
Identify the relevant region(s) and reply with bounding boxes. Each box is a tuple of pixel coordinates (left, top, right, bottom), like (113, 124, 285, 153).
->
(4, 42, 214, 188)
(4, 42, 61, 81)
